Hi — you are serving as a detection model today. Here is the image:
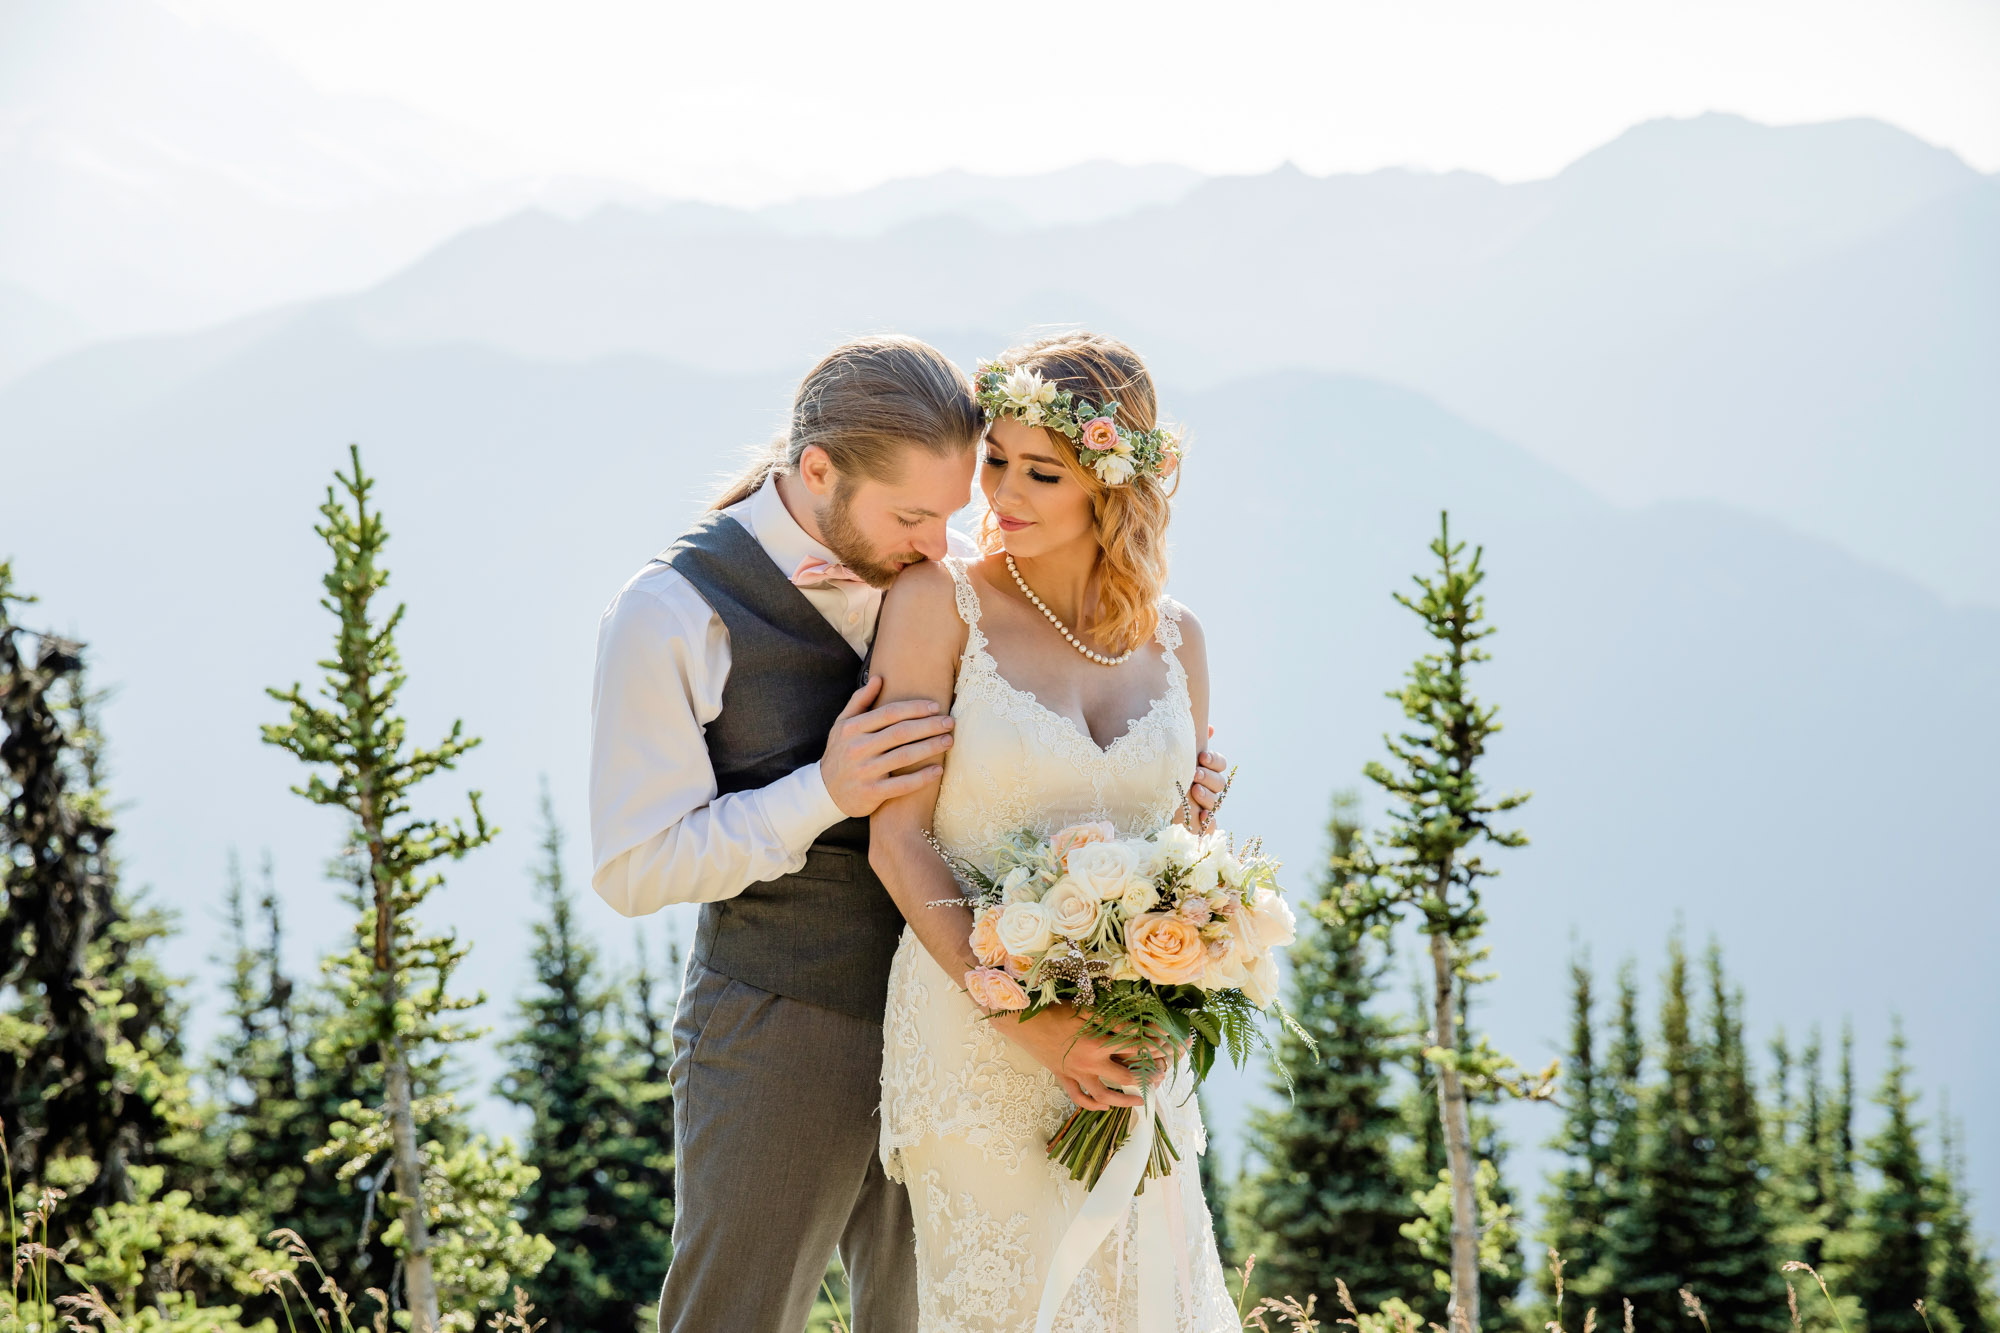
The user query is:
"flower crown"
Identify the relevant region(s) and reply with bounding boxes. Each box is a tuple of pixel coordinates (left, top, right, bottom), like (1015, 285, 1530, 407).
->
(974, 362, 1183, 486)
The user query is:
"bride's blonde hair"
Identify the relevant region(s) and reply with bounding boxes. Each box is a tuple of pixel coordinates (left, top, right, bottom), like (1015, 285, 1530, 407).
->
(977, 331, 1179, 656)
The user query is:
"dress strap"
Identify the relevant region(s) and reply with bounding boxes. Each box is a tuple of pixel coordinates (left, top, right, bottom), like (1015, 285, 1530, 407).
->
(1153, 595, 1184, 653)
(942, 557, 992, 675)
(942, 556, 984, 629)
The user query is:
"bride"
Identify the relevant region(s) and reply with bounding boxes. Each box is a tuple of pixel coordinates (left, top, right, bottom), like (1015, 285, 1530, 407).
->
(867, 332, 1239, 1331)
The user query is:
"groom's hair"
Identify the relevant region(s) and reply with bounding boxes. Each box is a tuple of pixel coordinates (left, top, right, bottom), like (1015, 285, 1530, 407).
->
(712, 336, 981, 510)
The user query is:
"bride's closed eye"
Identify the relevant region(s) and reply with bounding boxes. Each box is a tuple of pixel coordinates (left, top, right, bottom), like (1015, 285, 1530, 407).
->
(985, 454, 1061, 484)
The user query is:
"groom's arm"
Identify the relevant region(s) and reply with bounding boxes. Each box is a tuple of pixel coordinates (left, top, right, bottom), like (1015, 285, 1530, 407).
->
(589, 566, 955, 917)
(588, 571, 845, 915)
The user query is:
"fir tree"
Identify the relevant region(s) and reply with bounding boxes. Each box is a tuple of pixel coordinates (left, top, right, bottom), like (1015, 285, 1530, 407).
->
(1335, 513, 1546, 1333)
(497, 786, 674, 1333)
(1538, 953, 1611, 1312)
(1847, 1022, 1934, 1333)
(0, 563, 288, 1322)
(1231, 790, 1426, 1308)
(263, 449, 550, 1331)
(1696, 945, 1784, 1332)
(1598, 961, 1644, 1271)
(1603, 933, 1708, 1331)
(1931, 1105, 1997, 1333)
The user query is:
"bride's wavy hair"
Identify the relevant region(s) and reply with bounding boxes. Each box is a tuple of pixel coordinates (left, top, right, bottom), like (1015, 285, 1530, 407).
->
(977, 331, 1180, 656)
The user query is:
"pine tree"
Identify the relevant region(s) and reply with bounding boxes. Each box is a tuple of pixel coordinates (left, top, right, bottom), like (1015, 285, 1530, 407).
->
(1847, 1022, 1934, 1333)
(1931, 1105, 1997, 1333)
(1, 563, 287, 1324)
(1597, 961, 1644, 1285)
(498, 785, 675, 1333)
(1336, 513, 1545, 1333)
(1697, 945, 1784, 1332)
(1603, 933, 1707, 1331)
(1231, 790, 1427, 1309)
(618, 926, 678, 1215)
(263, 449, 550, 1331)
(1538, 953, 1611, 1313)
(1769, 1028, 1834, 1267)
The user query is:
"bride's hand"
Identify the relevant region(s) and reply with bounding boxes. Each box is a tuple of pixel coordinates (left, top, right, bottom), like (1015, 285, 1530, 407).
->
(999, 1006, 1147, 1111)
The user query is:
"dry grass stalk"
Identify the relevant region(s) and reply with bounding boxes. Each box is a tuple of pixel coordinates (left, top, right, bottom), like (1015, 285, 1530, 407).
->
(1914, 1299, 1934, 1333)
(1679, 1287, 1711, 1333)
(1623, 1297, 1635, 1333)
(1782, 1260, 1853, 1333)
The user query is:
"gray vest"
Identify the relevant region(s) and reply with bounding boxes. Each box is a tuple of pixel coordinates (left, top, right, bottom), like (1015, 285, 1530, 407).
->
(658, 511, 906, 1022)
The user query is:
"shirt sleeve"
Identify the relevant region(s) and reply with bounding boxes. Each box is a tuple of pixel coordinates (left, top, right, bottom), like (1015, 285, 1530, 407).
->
(587, 569, 848, 917)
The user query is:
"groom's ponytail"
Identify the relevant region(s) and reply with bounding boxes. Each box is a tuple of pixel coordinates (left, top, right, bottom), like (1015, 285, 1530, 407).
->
(710, 336, 980, 510)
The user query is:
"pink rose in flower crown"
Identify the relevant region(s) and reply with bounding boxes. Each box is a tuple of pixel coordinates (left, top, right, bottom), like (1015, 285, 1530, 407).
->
(1080, 416, 1121, 453)
(970, 906, 1009, 967)
(1049, 821, 1116, 864)
(964, 966, 1030, 1012)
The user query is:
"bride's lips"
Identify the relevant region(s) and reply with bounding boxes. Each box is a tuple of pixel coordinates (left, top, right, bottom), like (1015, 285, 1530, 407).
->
(996, 515, 1032, 532)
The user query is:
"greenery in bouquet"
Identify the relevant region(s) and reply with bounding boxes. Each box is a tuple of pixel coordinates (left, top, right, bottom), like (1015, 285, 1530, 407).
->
(936, 820, 1313, 1189)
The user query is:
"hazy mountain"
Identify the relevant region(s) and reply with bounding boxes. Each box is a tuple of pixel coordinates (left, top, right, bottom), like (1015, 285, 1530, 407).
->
(4, 318, 1993, 1212)
(0, 0, 648, 335)
(309, 112, 1996, 605)
(757, 162, 1207, 235)
(0, 280, 92, 384)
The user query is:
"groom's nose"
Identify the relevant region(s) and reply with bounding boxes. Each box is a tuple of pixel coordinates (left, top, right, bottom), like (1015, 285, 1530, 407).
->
(911, 523, 949, 562)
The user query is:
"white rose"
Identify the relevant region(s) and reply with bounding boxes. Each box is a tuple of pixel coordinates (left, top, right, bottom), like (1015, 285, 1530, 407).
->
(1202, 940, 1249, 992)
(1116, 876, 1160, 918)
(996, 900, 1054, 955)
(1153, 824, 1200, 867)
(998, 865, 1039, 904)
(1109, 953, 1141, 982)
(1189, 851, 1222, 898)
(1043, 877, 1104, 941)
(1245, 887, 1297, 950)
(1243, 950, 1283, 1008)
(1119, 837, 1163, 878)
(1093, 453, 1137, 485)
(1065, 840, 1137, 900)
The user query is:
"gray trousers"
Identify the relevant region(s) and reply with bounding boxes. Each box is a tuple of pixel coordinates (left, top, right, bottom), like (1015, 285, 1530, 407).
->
(660, 960, 917, 1333)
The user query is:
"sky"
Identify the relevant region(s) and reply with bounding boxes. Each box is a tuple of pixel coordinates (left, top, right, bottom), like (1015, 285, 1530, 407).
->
(160, 0, 2000, 205)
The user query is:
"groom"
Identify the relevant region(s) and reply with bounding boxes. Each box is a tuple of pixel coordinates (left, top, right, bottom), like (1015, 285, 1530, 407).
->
(589, 335, 1227, 1331)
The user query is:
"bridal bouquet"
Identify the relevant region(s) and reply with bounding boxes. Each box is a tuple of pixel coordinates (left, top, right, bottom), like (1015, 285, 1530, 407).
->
(941, 820, 1305, 1189)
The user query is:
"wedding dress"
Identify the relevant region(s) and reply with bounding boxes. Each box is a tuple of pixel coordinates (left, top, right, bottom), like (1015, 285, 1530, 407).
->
(878, 556, 1239, 1332)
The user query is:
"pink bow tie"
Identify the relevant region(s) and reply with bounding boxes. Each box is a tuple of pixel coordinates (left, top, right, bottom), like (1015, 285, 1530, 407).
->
(791, 557, 867, 588)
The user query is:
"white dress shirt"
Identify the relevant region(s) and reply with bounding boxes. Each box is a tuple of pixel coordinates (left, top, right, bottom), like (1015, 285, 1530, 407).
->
(589, 472, 972, 917)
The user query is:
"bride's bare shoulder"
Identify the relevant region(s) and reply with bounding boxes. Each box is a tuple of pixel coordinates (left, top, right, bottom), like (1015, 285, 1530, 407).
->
(878, 559, 966, 639)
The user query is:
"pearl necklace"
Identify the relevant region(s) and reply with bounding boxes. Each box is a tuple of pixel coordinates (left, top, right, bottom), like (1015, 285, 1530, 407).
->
(1005, 554, 1135, 667)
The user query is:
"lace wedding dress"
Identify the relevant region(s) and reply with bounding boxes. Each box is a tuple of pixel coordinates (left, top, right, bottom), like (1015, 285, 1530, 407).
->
(878, 556, 1239, 1333)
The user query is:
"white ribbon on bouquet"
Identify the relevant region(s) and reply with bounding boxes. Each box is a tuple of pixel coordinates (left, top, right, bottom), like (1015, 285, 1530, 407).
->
(1033, 1080, 1194, 1333)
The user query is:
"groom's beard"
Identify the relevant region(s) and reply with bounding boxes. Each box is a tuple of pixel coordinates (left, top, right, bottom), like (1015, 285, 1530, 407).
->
(819, 483, 921, 589)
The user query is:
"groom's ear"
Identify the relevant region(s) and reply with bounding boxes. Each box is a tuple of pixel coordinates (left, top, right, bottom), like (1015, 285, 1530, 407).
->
(797, 444, 838, 498)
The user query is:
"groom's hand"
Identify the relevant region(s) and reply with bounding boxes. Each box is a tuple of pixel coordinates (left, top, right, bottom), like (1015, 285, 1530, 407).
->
(823, 675, 956, 818)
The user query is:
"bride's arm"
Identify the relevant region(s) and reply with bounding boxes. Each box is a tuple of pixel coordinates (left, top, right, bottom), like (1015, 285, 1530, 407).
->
(1176, 605, 1214, 826)
(867, 562, 1144, 1111)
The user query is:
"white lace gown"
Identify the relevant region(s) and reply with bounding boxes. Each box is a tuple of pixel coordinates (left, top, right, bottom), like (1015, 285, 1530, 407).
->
(878, 557, 1239, 1333)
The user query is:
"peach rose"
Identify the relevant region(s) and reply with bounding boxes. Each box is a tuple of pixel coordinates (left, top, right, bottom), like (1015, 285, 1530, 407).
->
(1081, 416, 1120, 452)
(970, 906, 1009, 967)
(964, 966, 1030, 1012)
(1050, 821, 1116, 863)
(1125, 912, 1209, 986)
(1244, 888, 1297, 950)
(1004, 952, 1035, 979)
(1043, 877, 1104, 941)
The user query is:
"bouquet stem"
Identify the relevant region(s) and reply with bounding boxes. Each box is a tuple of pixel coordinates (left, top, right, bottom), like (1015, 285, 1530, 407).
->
(1047, 1105, 1181, 1192)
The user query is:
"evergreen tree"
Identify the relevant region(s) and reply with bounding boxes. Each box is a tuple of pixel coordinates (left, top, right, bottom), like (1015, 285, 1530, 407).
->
(1769, 1028, 1834, 1267)
(1, 563, 287, 1324)
(1336, 513, 1544, 1333)
(263, 449, 550, 1331)
(1597, 961, 1644, 1275)
(1847, 1022, 1934, 1333)
(618, 926, 678, 1215)
(1231, 790, 1427, 1308)
(1537, 953, 1611, 1313)
(1697, 946, 1784, 1331)
(1931, 1106, 1997, 1333)
(497, 786, 674, 1333)
(1603, 933, 1708, 1331)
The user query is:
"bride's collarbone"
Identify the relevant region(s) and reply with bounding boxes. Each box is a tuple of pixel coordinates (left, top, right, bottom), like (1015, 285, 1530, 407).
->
(973, 610, 1173, 750)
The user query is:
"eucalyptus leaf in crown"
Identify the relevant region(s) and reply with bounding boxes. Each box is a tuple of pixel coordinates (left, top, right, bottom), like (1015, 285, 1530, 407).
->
(975, 362, 1184, 486)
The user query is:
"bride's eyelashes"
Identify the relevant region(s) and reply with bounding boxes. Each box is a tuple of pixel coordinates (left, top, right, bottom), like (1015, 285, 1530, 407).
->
(984, 454, 1061, 485)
